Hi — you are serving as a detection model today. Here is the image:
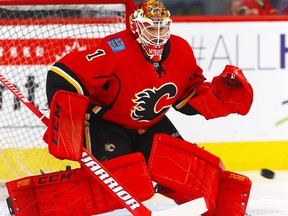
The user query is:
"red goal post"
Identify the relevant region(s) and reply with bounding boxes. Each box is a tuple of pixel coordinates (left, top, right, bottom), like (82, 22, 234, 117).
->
(0, 0, 135, 182)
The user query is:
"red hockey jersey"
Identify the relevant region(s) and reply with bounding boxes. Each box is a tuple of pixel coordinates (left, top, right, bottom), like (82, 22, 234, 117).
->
(52, 29, 205, 130)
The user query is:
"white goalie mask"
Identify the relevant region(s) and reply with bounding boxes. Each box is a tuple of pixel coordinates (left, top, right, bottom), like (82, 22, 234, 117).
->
(130, 0, 172, 62)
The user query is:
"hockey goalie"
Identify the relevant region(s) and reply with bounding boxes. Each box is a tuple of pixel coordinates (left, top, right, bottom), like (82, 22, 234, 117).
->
(6, 0, 253, 215)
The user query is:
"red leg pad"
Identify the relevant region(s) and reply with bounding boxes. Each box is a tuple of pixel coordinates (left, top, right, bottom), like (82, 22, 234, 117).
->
(6, 152, 154, 216)
(148, 134, 225, 214)
(213, 171, 252, 216)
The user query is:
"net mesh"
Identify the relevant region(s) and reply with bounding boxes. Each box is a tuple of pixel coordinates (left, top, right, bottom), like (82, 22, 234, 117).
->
(0, 2, 129, 182)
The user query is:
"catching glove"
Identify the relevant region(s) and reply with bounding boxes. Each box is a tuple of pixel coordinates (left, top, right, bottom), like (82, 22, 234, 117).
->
(188, 65, 253, 119)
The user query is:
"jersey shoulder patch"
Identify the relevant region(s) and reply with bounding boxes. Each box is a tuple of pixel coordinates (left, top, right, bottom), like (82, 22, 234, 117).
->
(107, 37, 126, 53)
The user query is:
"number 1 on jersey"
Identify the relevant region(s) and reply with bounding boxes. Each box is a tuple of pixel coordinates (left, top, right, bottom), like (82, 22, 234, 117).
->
(86, 49, 105, 61)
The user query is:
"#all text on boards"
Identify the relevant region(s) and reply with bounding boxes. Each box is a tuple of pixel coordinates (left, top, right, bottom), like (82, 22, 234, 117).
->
(189, 34, 288, 71)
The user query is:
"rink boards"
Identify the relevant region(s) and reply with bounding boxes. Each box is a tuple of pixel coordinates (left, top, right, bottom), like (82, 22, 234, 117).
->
(1, 140, 288, 182)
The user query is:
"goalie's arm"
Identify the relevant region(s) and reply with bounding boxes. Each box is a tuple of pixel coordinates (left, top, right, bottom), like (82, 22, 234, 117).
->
(174, 65, 253, 119)
(46, 42, 112, 104)
(47, 46, 120, 107)
(46, 62, 90, 105)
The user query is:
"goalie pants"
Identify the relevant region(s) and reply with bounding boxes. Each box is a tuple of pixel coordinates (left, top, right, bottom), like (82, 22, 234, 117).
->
(85, 115, 182, 162)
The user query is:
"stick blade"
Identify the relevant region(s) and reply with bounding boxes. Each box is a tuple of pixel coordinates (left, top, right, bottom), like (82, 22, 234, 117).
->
(151, 197, 207, 216)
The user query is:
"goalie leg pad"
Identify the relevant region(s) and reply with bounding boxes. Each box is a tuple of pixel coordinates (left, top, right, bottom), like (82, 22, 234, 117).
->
(6, 152, 154, 216)
(148, 133, 225, 215)
(213, 171, 252, 216)
(6, 168, 92, 216)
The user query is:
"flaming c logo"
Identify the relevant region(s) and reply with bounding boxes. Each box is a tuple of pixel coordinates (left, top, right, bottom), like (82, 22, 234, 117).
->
(131, 83, 177, 122)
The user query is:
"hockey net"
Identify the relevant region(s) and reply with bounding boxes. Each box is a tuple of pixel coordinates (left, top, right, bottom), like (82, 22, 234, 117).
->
(0, 0, 134, 183)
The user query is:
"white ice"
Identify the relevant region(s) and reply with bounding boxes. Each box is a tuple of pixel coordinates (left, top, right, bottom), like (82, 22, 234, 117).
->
(0, 170, 287, 216)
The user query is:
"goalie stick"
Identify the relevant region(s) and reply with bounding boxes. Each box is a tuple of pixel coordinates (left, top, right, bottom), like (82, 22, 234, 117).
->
(0, 74, 207, 216)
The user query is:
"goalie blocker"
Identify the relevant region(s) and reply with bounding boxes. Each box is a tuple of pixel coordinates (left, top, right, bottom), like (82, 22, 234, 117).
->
(149, 134, 252, 216)
(5, 152, 154, 216)
(43, 90, 89, 161)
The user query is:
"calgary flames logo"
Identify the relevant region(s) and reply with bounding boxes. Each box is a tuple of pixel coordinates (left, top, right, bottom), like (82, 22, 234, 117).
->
(131, 83, 177, 122)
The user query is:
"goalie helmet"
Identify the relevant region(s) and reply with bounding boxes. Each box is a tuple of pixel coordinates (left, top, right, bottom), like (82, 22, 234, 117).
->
(130, 0, 172, 62)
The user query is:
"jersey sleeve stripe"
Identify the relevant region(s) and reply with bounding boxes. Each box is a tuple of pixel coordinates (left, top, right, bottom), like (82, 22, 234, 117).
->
(175, 88, 197, 110)
(50, 66, 84, 95)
